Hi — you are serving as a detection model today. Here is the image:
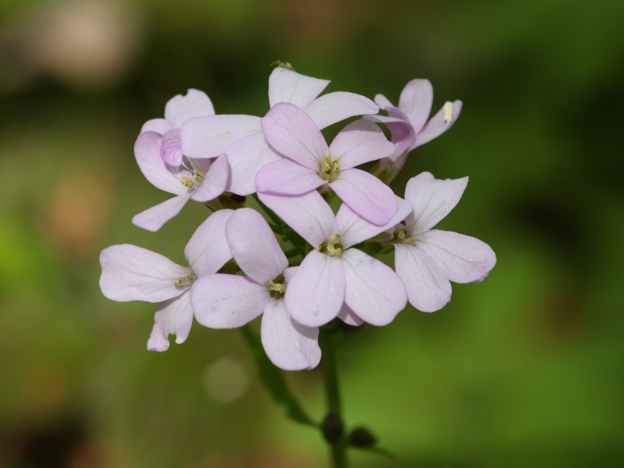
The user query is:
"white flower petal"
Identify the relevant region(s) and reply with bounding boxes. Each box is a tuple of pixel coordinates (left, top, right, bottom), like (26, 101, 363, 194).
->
(304, 92, 379, 130)
(190, 153, 229, 202)
(399, 79, 434, 134)
(132, 195, 190, 232)
(164, 89, 215, 127)
(329, 119, 394, 169)
(141, 118, 173, 134)
(255, 159, 324, 196)
(268, 67, 329, 108)
(100, 244, 190, 303)
(184, 209, 234, 277)
(226, 133, 282, 196)
(147, 291, 194, 352)
(341, 248, 406, 326)
(337, 303, 364, 327)
(261, 300, 321, 370)
(134, 132, 186, 195)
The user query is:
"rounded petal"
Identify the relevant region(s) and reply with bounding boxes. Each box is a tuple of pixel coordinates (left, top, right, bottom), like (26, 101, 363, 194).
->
(338, 196, 412, 249)
(192, 275, 268, 328)
(341, 248, 406, 326)
(337, 303, 364, 327)
(413, 100, 463, 149)
(329, 119, 394, 169)
(190, 154, 229, 202)
(258, 191, 336, 249)
(226, 208, 288, 284)
(330, 168, 398, 226)
(134, 132, 186, 195)
(225, 133, 282, 196)
(268, 67, 329, 108)
(394, 243, 451, 313)
(405, 172, 468, 234)
(304, 91, 379, 130)
(399, 79, 434, 134)
(164, 89, 215, 127)
(261, 103, 328, 170)
(256, 159, 324, 196)
(181, 114, 262, 159)
(417, 230, 496, 284)
(160, 129, 183, 167)
(261, 300, 321, 370)
(132, 195, 189, 232)
(284, 250, 345, 327)
(147, 291, 193, 352)
(184, 209, 234, 276)
(141, 118, 173, 134)
(100, 244, 190, 303)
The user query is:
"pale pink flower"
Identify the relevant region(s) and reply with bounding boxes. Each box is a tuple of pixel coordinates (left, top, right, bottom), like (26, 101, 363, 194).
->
(391, 172, 496, 312)
(99, 210, 234, 351)
(191, 208, 321, 370)
(180, 67, 379, 196)
(257, 103, 397, 225)
(259, 191, 412, 327)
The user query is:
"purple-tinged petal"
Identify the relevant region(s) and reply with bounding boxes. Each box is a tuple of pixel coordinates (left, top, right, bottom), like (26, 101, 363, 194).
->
(141, 118, 173, 134)
(184, 209, 234, 277)
(262, 103, 328, 170)
(134, 132, 186, 195)
(399, 79, 434, 134)
(132, 195, 189, 232)
(256, 159, 324, 196)
(416, 230, 496, 284)
(284, 250, 345, 327)
(368, 112, 416, 161)
(100, 244, 190, 303)
(374, 94, 393, 109)
(268, 67, 329, 108)
(258, 191, 336, 249)
(261, 299, 321, 370)
(160, 129, 183, 167)
(329, 119, 394, 169)
(226, 208, 288, 284)
(405, 172, 468, 234)
(338, 196, 412, 249)
(413, 100, 463, 149)
(337, 303, 364, 327)
(341, 248, 406, 326)
(225, 133, 282, 196)
(192, 274, 268, 328)
(164, 89, 215, 127)
(394, 243, 451, 312)
(304, 92, 379, 130)
(190, 154, 229, 202)
(147, 291, 193, 352)
(330, 168, 398, 226)
(180, 114, 262, 159)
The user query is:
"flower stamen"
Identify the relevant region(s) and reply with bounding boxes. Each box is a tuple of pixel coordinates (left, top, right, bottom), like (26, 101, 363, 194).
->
(266, 274, 286, 299)
(174, 273, 196, 289)
(319, 154, 340, 183)
(320, 233, 343, 257)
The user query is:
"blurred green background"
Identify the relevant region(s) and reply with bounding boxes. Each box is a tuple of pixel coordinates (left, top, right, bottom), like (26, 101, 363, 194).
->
(1, 0, 623, 466)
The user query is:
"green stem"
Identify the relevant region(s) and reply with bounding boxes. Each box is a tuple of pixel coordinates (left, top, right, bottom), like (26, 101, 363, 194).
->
(321, 327, 348, 468)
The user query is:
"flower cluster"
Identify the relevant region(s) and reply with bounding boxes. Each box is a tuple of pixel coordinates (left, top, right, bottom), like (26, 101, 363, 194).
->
(100, 66, 496, 370)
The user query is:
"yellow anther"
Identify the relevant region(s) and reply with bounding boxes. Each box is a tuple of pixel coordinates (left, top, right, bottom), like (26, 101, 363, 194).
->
(180, 175, 194, 188)
(320, 233, 343, 257)
(320, 154, 340, 183)
(266, 275, 286, 299)
(397, 231, 406, 240)
(193, 170, 204, 182)
(443, 101, 454, 124)
(174, 273, 196, 289)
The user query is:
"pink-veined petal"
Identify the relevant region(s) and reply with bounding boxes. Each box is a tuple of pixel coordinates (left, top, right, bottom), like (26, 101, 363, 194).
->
(284, 250, 345, 327)
(304, 92, 379, 130)
(262, 103, 327, 170)
(134, 132, 186, 195)
(261, 299, 321, 370)
(329, 119, 394, 169)
(413, 100, 463, 149)
(226, 208, 287, 284)
(164, 89, 215, 127)
(416, 230, 496, 284)
(337, 303, 364, 327)
(181, 114, 262, 159)
(330, 168, 397, 226)
(132, 195, 189, 232)
(190, 154, 229, 202)
(338, 196, 412, 249)
(160, 129, 183, 167)
(255, 159, 324, 196)
(147, 291, 193, 352)
(341, 248, 406, 326)
(405, 172, 468, 234)
(225, 133, 282, 195)
(394, 243, 451, 313)
(184, 209, 234, 276)
(258, 191, 336, 249)
(192, 274, 268, 328)
(399, 79, 434, 134)
(268, 67, 329, 108)
(99, 244, 190, 303)
(141, 118, 172, 134)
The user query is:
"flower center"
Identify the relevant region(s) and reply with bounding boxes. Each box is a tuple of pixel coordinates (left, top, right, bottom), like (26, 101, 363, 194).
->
(266, 274, 286, 299)
(392, 221, 416, 245)
(174, 273, 197, 289)
(319, 233, 343, 257)
(319, 154, 340, 183)
(180, 170, 204, 191)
